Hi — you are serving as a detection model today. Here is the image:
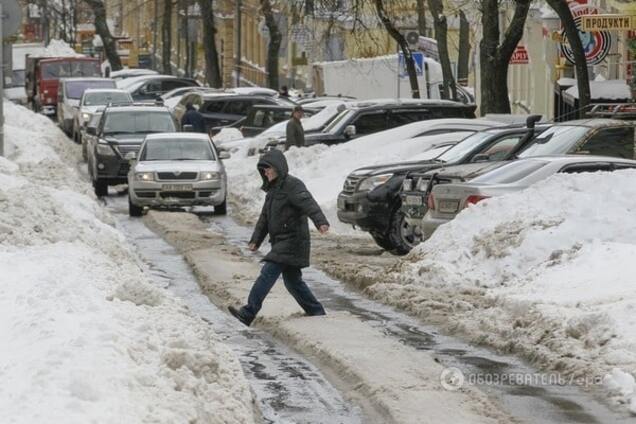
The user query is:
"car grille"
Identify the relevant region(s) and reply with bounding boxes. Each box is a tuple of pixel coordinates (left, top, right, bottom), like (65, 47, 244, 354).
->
(135, 191, 156, 198)
(160, 192, 196, 199)
(341, 175, 365, 195)
(118, 163, 130, 176)
(156, 172, 198, 181)
(115, 144, 141, 157)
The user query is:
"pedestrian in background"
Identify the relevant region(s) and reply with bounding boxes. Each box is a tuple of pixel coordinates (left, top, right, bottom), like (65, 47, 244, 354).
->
(181, 103, 206, 133)
(228, 150, 329, 326)
(285, 105, 305, 149)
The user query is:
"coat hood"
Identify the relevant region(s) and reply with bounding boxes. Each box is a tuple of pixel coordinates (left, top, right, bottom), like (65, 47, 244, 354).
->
(257, 149, 289, 191)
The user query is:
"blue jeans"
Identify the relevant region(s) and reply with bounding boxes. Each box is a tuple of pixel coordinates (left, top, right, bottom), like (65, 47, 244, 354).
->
(242, 261, 326, 319)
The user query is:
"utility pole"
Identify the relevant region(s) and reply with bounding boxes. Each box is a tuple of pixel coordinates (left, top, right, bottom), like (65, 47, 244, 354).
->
(153, 0, 158, 70)
(235, 0, 241, 87)
(0, 3, 4, 156)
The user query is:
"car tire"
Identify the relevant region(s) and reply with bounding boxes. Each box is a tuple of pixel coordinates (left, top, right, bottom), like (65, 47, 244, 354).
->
(93, 178, 108, 197)
(370, 231, 395, 251)
(387, 210, 420, 256)
(214, 198, 227, 215)
(128, 195, 143, 217)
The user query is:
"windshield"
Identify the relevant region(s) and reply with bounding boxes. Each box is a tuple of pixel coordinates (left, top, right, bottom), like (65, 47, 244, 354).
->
(83, 91, 131, 106)
(437, 131, 497, 163)
(470, 160, 549, 184)
(67, 81, 116, 99)
(324, 109, 354, 134)
(103, 111, 176, 135)
(141, 139, 215, 161)
(518, 126, 590, 158)
(42, 61, 101, 79)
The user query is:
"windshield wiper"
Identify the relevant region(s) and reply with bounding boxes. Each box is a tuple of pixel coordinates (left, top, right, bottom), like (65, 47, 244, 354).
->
(103, 131, 132, 136)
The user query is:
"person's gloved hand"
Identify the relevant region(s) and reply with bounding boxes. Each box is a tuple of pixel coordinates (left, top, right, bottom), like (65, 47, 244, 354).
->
(248, 243, 258, 251)
(318, 225, 329, 234)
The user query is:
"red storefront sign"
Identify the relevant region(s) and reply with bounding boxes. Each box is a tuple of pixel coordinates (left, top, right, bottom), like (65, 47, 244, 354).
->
(510, 46, 529, 64)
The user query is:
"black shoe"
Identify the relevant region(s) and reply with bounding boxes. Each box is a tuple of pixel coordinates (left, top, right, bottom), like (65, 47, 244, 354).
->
(228, 306, 253, 327)
(306, 310, 326, 317)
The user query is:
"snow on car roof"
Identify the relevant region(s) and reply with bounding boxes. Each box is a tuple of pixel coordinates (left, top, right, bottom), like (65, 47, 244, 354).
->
(145, 132, 211, 141)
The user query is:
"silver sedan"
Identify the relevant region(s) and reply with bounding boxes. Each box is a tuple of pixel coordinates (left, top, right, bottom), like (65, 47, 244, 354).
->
(127, 133, 229, 216)
(421, 155, 636, 238)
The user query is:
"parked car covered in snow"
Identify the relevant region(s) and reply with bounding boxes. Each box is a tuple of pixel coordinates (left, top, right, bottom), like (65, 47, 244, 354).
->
(126, 133, 228, 216)
(85, 104, 178, 197)
(421, 156, 636, 238)
(117, 74, 200, 102)
(74, 88, 133, 144)
(403, 118, 636, 243)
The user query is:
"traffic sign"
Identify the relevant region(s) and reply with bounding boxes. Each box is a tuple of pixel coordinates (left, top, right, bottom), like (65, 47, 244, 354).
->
(0, 0, 21, 39)
(399, 52, 424, 78)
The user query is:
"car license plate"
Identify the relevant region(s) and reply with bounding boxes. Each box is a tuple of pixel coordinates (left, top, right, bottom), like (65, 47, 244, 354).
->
(162, 184, 193, 192)
(438, 199, 459, 213)
(337, 197, 346, 210)
(405, 195, 423, 206)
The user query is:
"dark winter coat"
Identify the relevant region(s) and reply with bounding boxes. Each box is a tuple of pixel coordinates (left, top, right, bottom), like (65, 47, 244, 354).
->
(181, 105, 206, 133)
(285, 117, 305, 149)
(249, 150, 328, 268)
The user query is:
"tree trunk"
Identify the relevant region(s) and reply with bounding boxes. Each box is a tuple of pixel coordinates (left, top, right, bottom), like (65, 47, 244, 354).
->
(427, 0, 456, 100)
(83, 0, 122, 71)
(374, 0, 420, 98)
(260, 0, 282, 90)
(546, 0, 591, 118)
(198, 0, 222, 87)
(457, 10, 470, 85)
(479, 0, 530, 114)
(416, 0, 427, 36)
(162, 0, 173, 74)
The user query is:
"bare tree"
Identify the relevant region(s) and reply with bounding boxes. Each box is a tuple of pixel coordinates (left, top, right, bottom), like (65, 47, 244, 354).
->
(198, 0, 222, 87)
(416, 0, 427, 36)
(373, 0, 420, 98)
(427, 0, 456, 100)
(260, 0, 282, 90)
(546, 0, 591, 117)
(83, 0, 122, 71)
(457, 10, 470, 86)
(162, 0, 173, 74)
(479, 0, 531, 114)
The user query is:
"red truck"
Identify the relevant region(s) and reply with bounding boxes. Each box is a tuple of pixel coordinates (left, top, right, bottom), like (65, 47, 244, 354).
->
(25, 56, 101, 116)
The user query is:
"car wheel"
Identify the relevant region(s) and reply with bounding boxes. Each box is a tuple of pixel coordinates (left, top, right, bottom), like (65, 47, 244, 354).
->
(128, 195, 143, 217)
(93, 178, 108, 197)
(387, 210, 420, 256)
(214, 198, 227, 215)
(370, 231, 395, 251)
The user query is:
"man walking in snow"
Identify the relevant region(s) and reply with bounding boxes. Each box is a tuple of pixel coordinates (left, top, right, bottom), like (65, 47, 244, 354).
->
(181, 102, 206, 133)
(228, 150, 329, 326)
(285, 106, 305, 149)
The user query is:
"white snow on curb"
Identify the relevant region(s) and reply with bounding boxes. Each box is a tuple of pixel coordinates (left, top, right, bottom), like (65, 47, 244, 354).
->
(380, 171, 636, 414)
(0, 102, 254, 423)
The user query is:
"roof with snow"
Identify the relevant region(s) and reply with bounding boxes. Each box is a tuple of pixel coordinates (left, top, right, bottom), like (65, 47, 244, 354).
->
(564, 80, 632, 101)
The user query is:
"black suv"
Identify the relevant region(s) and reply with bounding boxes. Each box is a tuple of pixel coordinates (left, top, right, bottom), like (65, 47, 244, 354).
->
(265, 100, 476, 150)
(85, 104, 178, 196)
(338, 119, 550, 254)
(119, 75, 201, 101)
(174, 92, 295, 132)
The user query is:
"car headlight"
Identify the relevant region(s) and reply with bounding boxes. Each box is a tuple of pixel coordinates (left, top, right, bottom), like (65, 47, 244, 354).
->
(81, 112, 91, 121)
(135, 172, 154, 181)
(96, 142, 115, 156)
(200, 171, 221, 180)
(357, 174, 393, 192)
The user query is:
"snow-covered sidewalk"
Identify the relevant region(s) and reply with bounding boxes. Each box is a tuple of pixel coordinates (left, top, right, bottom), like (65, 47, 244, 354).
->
(371, 171, 636, 414)
(0, 102, 254, 423)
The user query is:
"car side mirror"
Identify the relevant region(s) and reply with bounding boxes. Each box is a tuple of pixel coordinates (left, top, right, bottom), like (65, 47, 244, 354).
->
(471, 153, 490, 163)
(219, 150, 231, 160)
(86, 126, 97, 136)
(124, 152, 137, 161)
(183, 124, 194, 132)
(344, 125, 356, 137)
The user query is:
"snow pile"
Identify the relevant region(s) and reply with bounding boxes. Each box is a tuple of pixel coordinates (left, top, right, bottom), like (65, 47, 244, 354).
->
(0, 102, 254, 423)
(225, 121, 469, 232)
(42, 39, 83, 57)
(375, 171, 636, 413)
(564, 80, 632, 100)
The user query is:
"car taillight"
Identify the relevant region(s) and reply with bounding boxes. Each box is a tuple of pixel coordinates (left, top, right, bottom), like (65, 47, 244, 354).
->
(464, 195, 489, 207)
(427, 193, 435, 210)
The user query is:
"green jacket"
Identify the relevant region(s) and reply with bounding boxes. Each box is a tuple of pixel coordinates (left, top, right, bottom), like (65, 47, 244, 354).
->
(285, 117, 305, 149)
